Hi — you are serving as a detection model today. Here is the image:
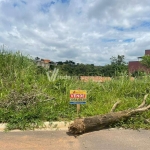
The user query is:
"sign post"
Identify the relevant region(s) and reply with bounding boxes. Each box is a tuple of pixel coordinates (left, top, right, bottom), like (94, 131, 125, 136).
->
(77, 104, 80, 115)
(70, 90, 87, 115)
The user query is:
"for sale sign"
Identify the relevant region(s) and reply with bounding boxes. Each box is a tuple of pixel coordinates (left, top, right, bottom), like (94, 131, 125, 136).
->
(70, 90, 87, 104)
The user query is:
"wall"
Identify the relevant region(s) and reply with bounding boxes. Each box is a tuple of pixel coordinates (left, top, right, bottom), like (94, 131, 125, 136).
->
(80, 76, 111, 82)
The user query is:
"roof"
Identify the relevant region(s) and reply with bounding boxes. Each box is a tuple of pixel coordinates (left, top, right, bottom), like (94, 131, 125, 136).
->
(41, 59, 51, 63)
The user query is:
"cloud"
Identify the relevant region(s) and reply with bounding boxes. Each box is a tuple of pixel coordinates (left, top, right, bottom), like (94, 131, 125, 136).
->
(0, 0, 150, 65)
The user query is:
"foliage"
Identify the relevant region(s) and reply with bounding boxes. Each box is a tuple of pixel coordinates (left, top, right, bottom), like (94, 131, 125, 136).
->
(141, 55, 150, 68)
(0, 50, 150, 131)
(56, 55, 128, 77)
(132, 71, 146, 77)
(110, 55, 126, 65)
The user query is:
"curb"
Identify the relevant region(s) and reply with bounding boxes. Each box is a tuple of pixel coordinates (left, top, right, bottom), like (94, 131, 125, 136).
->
(0, 121, 74, 132)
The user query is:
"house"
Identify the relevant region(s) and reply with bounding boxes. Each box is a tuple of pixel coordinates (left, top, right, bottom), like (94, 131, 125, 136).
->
(35, 57, 56, 70)
(128, 50, 150, 74)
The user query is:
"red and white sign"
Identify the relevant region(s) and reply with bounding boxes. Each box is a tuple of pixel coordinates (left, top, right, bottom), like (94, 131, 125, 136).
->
(70, 90, 87, 99)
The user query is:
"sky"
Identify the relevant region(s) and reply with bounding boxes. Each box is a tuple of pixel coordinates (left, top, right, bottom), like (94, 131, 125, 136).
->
(0, 0, 150, 65)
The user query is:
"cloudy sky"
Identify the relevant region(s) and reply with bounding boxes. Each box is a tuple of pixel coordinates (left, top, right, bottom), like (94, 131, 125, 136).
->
(0, 0, 150, 65)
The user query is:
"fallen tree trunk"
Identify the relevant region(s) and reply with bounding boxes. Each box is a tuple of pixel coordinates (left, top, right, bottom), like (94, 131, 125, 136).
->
(68, 94, 150, 134)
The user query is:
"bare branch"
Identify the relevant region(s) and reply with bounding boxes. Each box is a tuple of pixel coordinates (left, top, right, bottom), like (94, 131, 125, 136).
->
(128, 104, 150, 115)
(137, 94, 148, 108)
(144, 118, 150, 124)
(40, 98, 55, 102)
(110, 100, 121, 112)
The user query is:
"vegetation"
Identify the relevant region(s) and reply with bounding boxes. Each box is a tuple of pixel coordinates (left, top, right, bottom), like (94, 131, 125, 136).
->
(0, 50, 150, 131)
(56, 55, 128, 77)
(141, 55, 150, 68)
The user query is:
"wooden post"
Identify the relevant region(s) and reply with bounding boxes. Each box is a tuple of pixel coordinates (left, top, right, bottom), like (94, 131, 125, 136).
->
(77, 104, 80, 115)
(77, 88, 81, 115)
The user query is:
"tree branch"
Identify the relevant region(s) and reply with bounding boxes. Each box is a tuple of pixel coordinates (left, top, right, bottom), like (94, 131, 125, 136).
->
(137, 94, 148, 108)
(110, 100, 121, 112)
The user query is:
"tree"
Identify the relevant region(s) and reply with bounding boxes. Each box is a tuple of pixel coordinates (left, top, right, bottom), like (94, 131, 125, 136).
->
(108, 55, 128, 76)
(110, 55, 126, 65)
(99, 55, 128, 77)
(141, 55, 150, 68)
(55, 56, 128, 77)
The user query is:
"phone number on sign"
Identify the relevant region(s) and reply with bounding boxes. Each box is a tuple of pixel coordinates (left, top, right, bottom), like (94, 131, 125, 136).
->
(70, 94, 86, 99)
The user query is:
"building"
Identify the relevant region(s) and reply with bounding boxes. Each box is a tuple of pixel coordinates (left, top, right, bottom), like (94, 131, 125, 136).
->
(128, 50, 150, 74)
(35, 57, 56, 70)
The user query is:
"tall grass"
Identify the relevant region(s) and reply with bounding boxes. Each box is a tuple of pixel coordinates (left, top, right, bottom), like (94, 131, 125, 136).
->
(0, 50, 150, 130)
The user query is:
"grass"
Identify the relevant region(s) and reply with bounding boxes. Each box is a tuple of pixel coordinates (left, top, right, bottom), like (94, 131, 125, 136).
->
(0, 50, 150, 130)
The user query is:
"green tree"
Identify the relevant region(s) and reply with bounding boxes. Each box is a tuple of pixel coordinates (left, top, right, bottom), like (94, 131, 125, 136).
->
(141, 55, 150, 68)
(103, 55, 128, 77)
(110, 55, 126, 65)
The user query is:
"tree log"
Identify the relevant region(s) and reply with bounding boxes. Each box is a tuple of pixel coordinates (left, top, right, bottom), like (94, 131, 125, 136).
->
(68, 94, 150, 134)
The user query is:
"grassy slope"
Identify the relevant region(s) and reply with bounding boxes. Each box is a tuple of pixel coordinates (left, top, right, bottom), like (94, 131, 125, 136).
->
(0, 50, 150, 130)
